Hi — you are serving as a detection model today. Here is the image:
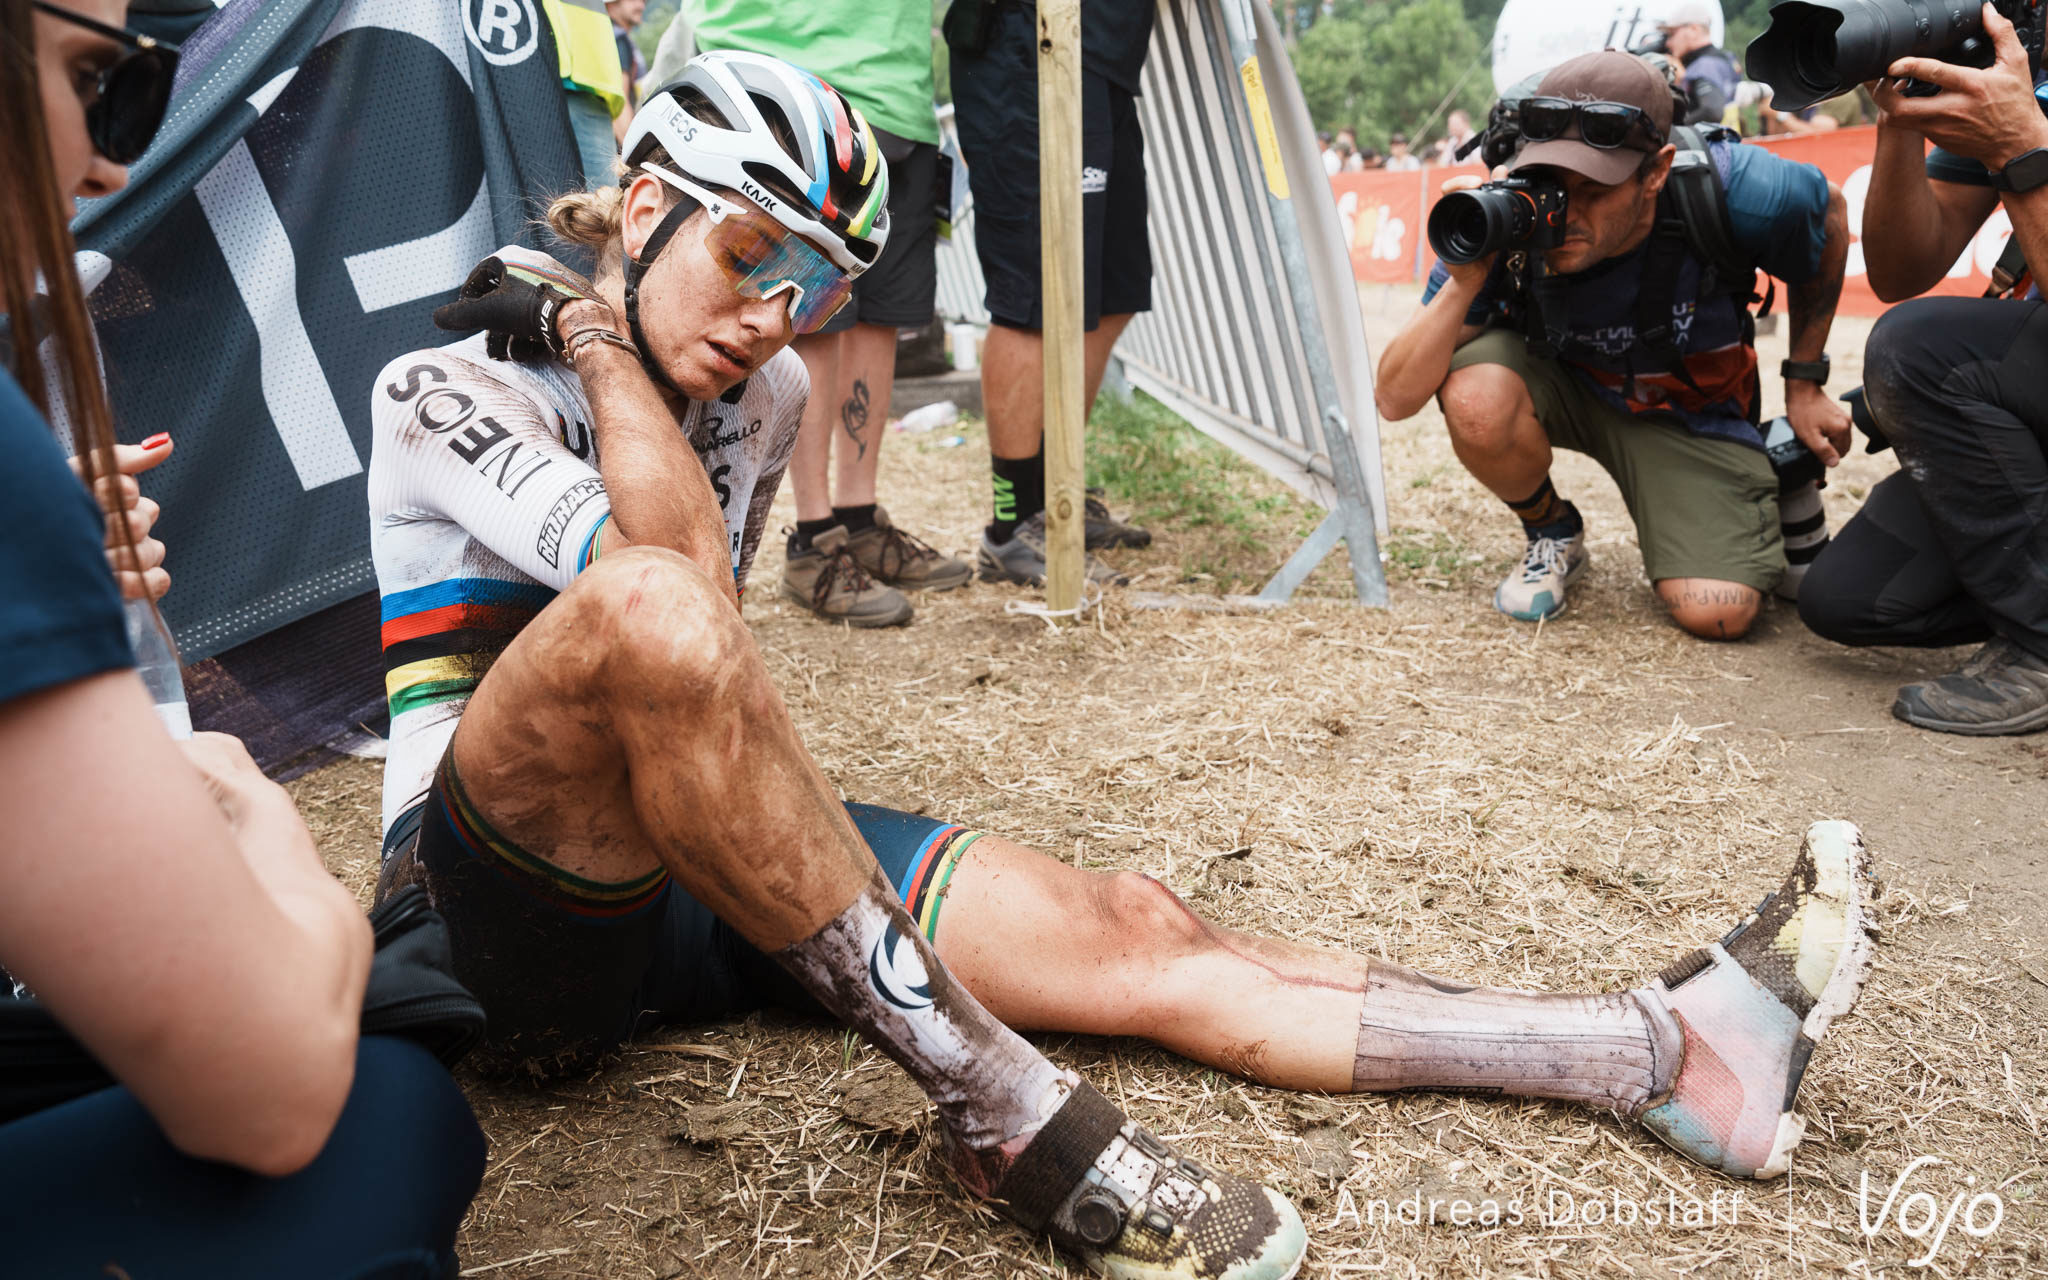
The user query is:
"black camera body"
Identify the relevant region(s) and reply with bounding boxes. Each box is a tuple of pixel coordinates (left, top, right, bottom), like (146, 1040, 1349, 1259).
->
(1747, 0, 2048, 112)
(1426, 176, 1569, 266)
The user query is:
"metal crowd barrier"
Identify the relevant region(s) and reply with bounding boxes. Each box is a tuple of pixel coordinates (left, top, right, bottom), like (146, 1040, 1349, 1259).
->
(934, 0, 1389, 605)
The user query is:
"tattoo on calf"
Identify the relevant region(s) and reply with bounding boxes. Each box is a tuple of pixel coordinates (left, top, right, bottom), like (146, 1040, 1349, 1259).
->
(841, 377, 871, 460)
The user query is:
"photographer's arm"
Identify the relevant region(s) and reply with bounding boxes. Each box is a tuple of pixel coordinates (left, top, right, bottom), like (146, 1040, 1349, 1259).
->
(1374, 276, 1489, 421)
(1862, 112, 1999, 300)
(1785, 183, 1854, 464)
(1877, 4, 2048, 291)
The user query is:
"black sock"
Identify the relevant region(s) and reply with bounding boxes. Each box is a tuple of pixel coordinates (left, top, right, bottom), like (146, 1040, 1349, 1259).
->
(989, 448, 1045, 542)
(791, 517, 838, 554)
(832, 503, 878, 534)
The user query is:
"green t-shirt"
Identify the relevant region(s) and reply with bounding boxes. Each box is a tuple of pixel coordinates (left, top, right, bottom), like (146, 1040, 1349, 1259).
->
(684, 0, 939, 146)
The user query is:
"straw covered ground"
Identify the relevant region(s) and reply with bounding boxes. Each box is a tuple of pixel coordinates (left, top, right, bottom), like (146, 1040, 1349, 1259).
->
(294, 302, 2047, 1278)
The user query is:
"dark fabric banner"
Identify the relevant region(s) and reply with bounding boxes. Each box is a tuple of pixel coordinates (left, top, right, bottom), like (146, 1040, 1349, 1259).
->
(71, 0, 587, 771)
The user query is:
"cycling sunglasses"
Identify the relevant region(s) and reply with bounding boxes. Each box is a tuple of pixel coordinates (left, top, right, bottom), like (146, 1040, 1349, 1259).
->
(32, 2, 181, 165)
(1517, 97, 1664, 151)
(642, 165, 854, 335)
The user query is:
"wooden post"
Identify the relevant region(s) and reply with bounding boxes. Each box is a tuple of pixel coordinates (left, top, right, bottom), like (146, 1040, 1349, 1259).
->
(1038, 0, 1085, 614)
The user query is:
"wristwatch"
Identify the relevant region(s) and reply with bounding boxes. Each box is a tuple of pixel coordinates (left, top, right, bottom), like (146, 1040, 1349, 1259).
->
(1991, 147, 2048, 193)
(1780, 355, 1830, 386)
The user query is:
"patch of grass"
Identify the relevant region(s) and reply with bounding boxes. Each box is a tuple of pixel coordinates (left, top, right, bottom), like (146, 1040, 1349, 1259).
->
(1382, 526, 1488, 587)
(1083, 390, 1330, 593)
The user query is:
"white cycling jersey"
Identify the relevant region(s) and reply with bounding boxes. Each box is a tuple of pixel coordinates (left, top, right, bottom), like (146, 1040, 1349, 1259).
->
(367, 292, 807, 836)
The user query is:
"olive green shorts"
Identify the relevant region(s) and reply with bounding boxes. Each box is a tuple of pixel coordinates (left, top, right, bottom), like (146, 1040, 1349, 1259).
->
(1449, 328, 1784, 591)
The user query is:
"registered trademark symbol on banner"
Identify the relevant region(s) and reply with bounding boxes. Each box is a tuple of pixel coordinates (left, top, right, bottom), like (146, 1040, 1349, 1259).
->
(463, 0, 540, 66)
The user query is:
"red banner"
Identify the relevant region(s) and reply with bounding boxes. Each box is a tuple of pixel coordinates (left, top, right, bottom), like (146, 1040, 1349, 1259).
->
(1328, 126, 2008, 316)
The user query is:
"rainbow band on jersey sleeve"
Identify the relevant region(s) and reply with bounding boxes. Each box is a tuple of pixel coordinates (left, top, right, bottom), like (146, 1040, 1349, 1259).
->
(895, 824, 985, 945)
(381, 578, 558, 718)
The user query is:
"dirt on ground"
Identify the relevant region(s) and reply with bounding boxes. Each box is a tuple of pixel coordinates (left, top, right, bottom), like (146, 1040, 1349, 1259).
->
(291, 301, 2047, 1279)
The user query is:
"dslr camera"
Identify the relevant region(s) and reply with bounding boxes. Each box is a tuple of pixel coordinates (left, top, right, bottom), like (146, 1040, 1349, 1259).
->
(1426, 175, 1568, 265)
(1747, 0, 2047, 111)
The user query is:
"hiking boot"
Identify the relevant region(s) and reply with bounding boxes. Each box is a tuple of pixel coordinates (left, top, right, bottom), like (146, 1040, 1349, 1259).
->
(1494, 527, 1589, 622)
(1086, 488, 1153, 549)
(1634, 820, 1878, 1178)
(780, 526, 913, 627)
(1892, 636, 2048, 736)
(987, 1081, 1306, 1280)
(844, 505, 972, 592)
(979, 512, 1129, 588)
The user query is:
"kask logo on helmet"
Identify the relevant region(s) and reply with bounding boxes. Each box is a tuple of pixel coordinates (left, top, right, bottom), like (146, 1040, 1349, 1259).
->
(463, 0, 540, 67)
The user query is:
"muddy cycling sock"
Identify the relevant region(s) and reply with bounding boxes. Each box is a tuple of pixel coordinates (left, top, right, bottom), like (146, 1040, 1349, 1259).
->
(774, 873, 1074, 1194)
(790, 517, 839, 554)
(1352, 960, 1681, 1113)
(832, 503, 879, 535)
(1506, 477, 1580, 538)
(989, 448, 1046, 543)
(1776, 481, 1829, 600)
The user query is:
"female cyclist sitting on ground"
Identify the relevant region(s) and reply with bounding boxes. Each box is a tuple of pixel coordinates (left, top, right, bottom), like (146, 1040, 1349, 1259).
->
(370, 50, 1877, 1280)
(0, 3, 481, 1276)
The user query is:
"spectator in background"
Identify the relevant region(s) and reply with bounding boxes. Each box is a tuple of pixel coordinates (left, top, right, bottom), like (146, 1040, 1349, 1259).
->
(1660, 1, 1740, 124)
(1356, 146, 1384, 170)
(1440, 108, 1476, 162)
(1335, 125, 1360, 170)
(1319, 129, 1340, 176)
(607, 0, 647, 139)
(948, 0, 1157, 586)
(546, 0, 633, 187)
(687, 0, 973, 625)
(1384, 132, 1420, 170)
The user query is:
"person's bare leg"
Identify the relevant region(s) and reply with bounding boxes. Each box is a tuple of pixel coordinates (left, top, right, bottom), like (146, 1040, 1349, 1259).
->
(1436, 362, 1554, 503)
(830, 322, 897, 508)
(788, 331, 842, 524)
(982, 322, 1043, 463)
(923, 822, 1882, 1179)
(1083, 313, 1133, 414)
(928, 835, 1668, 1107)
(1655, 577, 1764, 640)
(451, 548, 1065, 1187)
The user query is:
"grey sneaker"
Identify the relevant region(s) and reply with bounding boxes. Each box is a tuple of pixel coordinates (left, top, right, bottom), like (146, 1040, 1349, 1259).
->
(780, 526, 913, 627)
(1893, 637, 2048, 735)
(1085, 488, 1153, 549)
(1493, 528, 1589, 622)
(978, 511, 1128, 587)
(844, 506, 971, 592)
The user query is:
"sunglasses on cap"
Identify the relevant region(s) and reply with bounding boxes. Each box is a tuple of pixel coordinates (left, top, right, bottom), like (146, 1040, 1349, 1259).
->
(32, 2, 181, 165)
(640, 165, 854, 335)
(1517, 97, 1664, 151)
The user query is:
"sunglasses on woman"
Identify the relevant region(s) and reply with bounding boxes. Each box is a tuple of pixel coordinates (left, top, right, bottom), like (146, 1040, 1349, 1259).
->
(641, 165, 855, 334)
(1516, 97, 1664, 151)
(32, 2, 181, 165)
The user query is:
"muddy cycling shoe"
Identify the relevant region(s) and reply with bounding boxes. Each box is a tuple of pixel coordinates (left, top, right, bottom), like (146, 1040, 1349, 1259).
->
(780, 526, 913, 627)
(844, 505, 971, 592)
(1635, 820, 1878, 1179)
(991, 1081, 1305, 1280)
(1085, 488, 1153, 550)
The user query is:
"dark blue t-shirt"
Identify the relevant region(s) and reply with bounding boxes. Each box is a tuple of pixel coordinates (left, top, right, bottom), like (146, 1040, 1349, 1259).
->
(0, 367, 131, 707)
(1422, 138, 1833, 448)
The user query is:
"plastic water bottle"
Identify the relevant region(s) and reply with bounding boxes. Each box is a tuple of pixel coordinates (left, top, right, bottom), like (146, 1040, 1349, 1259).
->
(125, 598, 191, 738)
(896, 400, 960, 434)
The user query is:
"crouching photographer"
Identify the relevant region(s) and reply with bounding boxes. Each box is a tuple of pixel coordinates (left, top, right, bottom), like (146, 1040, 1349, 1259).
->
(1790, 3, 2048, 735)
(1376, 51, 1851, 640)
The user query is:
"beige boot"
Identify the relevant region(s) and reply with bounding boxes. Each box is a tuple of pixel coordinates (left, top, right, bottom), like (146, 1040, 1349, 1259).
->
(780, 526, 914, 627)
(844, 506, 972, 592)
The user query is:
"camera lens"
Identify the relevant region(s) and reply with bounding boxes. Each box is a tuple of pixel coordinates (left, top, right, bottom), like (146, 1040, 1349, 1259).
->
(1427, 186, 1533, 265)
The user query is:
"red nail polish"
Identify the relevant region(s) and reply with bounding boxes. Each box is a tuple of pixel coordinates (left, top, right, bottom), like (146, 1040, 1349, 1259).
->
(141, 433, 170, 449)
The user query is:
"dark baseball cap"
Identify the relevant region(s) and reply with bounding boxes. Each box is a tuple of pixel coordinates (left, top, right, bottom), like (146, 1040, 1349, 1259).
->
(1508, 50, 1672, 186)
